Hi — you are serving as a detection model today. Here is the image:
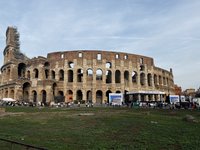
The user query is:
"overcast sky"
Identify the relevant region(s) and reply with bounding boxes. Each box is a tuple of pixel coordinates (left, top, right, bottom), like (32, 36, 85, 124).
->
(0, 0, 200, 90)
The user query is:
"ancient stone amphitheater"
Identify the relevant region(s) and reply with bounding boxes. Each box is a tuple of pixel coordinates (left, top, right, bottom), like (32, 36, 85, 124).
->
(0, 27, 175, 105)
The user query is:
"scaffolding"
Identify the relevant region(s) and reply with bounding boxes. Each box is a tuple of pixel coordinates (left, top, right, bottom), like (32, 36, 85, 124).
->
(13, 27, 20, 52)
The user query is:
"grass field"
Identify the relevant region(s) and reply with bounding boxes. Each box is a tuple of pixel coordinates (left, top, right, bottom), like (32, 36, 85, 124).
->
(0, 107, 200, 150)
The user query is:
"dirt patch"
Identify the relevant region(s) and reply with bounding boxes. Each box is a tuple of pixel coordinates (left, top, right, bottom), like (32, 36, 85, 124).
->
(183, 115, 198, 123)
(0, 108, 6, 113)
(142, 111, 150, 115)
(167, 111, 178, 116)
(0, 112, 25, 117)
(78, 113, 95, 116)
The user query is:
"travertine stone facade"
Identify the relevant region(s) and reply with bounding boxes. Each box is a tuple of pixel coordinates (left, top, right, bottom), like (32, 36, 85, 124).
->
(0, 27, 175, 104)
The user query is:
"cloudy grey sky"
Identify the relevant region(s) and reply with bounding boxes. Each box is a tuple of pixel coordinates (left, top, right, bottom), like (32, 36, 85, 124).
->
(0, 0, 199, 90)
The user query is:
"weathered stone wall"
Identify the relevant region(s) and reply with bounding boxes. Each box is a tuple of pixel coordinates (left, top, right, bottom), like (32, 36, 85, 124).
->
(0, 27, 175, 104)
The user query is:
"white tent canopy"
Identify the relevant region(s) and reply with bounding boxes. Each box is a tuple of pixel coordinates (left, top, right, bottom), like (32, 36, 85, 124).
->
(127, 90, 165, 95)
(2, 98, 16, 102)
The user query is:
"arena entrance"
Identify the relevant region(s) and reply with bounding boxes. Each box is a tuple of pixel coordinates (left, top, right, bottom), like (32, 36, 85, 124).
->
(67, 90, 73, 102)
(41, 90, 47, 105)
(32, 90, 37, 103)
(106, 90, 112, 103)
(23, 82, 31, 102)
(96, 90, 103, 104)
(87, 91, 92, 102)
(76, 90, 83, 101)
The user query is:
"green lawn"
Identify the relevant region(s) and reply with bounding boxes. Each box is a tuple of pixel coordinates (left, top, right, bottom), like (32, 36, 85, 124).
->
(0, 107, 200, 150)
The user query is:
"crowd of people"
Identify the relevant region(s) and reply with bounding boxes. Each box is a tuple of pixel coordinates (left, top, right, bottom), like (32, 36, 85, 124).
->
(0, 98, 199, 110)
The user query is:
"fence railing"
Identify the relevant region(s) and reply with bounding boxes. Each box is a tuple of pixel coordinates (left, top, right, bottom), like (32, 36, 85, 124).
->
(0, 138, 48, 150)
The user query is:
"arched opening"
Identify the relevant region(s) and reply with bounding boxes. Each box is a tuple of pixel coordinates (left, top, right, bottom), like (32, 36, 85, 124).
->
(106, 70, 112, 83)
(87, 90, 92, 102)
(159, 75, 162, 85)
(147, 73, 152, 86)
(61, 54, 64, 59)
(59, 69, 64, 81)
(148, 95, 153, 101)
(166, 78, 169, 86)
(33, 68, 39, 78)
(76, 90, 83, 101)
(55, 91, 64, 103)
(140, 58, 144, 64)
(140, 73, 145, 86)
(87, 69, 93, 82)
(51, 70, 55, 80)
(78, 52, 83, 58)
(68, 62, 74, 68)
(5, 90, 8, 98)
(97, 53, 102, 60)
(7, 68, 10, 81)
(52, 83, 57, 97)
(141, 95, 145, 101)
(115, 70, 121, 83)
(67, 90, 73, 102)
(45, 69, 49, 79)
(96, 90, 103, 104)
(18, 63, 26, 78)
(32, 90, 37, 103)
(68, 70, 73, 82)
(154, 74, 158, 86)
(23, 82, 31, 102)
(116, 54, 119, 59)
(96, 69, 103, 81)
(163, 77, 166, 85)
(132, 71, 137, 84)
(41, 90, 47, 105)
(77, 69, 83, 82)
(106, 62, 112, 68)
(124, 55, 128, 60)
(124, 71, 129, 86)
(44, 62, 50, 80)
(10, 90, 14, 99)
(44, 62, 50, 68)
(116, 91, 121, 93)
(106, 90, 112, 103)
(140, 65, 145, 71)
(58, 91, 64, 96)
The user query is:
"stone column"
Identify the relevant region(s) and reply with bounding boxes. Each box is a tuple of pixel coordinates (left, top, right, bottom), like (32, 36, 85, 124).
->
(138, 94, 141, 101)
(92, 59, 97, 103)
(152, 95, 155, 101)
(137, 63, 140, 88)
(158, 94, 161, 101)
(63, 66, 68, 102)
(145, 95, 149, 101)
(73, 89, 76, 101)
(92, 88, 96, 103)
(82, 90, 87, 102)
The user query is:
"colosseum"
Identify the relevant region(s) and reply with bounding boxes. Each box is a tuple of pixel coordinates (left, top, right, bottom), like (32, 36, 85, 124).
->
(0, 26, 175, 105)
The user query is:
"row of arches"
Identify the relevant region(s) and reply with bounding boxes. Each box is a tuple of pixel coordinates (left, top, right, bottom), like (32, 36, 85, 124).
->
(0, 84, 123, 104)
(0, 86, 167, 104)
(18, 65, 173, 87)
(0, 89, 15, 99)
(23, 89, 121, 104)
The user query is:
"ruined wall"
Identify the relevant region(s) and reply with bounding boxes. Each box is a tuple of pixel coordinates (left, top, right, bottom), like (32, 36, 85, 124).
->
(0, 27, 175, 104)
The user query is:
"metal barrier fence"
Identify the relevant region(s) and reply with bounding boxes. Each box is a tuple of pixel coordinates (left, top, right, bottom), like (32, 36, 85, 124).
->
(0, 138, 48, 150)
